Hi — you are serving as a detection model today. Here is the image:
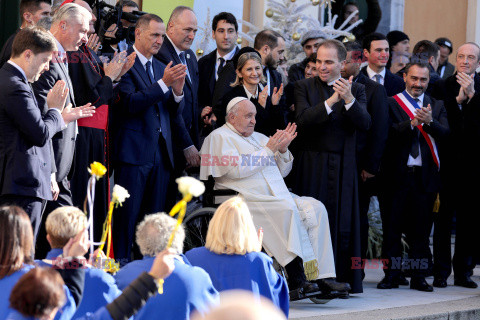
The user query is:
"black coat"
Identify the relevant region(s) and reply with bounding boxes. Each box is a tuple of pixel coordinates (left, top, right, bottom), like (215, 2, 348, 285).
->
(0, 29, 18, 69)
(381, 94, 449, 193)
(354, 72, 389, 175)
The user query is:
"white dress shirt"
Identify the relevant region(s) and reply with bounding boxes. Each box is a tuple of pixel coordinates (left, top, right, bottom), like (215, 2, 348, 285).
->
(324, 77, 356, 114)
(366, 66, 386, 85)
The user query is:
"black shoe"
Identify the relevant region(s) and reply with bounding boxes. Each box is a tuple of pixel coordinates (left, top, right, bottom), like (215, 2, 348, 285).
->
(377, 276, 398, 289)
(289, 281, 321, 301)
(433, 277, 447, 288)
(317, 278, 351, 293)
(454, 276, 478, 288)
(410, 277, 434, 292)
(396, 274, 409, 286)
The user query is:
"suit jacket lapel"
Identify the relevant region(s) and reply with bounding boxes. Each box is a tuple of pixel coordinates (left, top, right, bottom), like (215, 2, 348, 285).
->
(55, 62, 75, 106)
(132, 58, 151, 88)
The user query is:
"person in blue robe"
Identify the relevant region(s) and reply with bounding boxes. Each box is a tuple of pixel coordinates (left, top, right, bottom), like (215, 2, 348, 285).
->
(114, 213, 219, 320)
(185, 197, 289, 317)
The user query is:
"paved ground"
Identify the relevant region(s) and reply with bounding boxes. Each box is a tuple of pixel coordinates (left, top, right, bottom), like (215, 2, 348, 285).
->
(289, 264, 480, 319)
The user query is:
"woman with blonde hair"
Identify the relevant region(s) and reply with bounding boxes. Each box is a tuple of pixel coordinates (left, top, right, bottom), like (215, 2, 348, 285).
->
(215, 51, 287, 136)
(185, 197, 289, 317)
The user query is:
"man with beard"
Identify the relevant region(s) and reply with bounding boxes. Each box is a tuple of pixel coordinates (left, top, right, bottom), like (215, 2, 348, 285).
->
(293, 39, 370, 294)
(431, 42, 480, 289)
(378, 62, 449, 292)
(212, 29, 286, 125)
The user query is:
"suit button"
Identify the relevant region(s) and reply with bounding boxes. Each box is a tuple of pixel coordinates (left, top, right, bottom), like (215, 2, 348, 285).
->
(157, 128, 161, 132)
(156, 113, 159, 117)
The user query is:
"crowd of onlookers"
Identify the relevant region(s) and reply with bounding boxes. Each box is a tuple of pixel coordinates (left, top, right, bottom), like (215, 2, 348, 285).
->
(1, 0, 479, 318)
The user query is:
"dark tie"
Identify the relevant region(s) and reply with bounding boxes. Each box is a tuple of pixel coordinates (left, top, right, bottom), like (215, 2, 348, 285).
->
(374, 74, 382, 83)
(410, 98, 420, 159)
(217, 57, 225, 77)
(145, 61, 154, 84)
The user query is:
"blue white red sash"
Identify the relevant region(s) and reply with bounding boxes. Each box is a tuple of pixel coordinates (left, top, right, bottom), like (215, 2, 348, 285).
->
(393, 91, 440, 169)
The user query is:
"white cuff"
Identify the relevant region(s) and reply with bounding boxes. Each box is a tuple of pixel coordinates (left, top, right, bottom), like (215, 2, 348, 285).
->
(158, 79, 184, 103)
(344, 98, 355, 110)
(324, 101, 333, 115)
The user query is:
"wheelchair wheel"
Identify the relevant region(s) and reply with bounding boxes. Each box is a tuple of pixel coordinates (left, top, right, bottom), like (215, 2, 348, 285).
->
(183, 207, 216, 252)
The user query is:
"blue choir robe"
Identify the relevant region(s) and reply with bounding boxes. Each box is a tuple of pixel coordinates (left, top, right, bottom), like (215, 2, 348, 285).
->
(0, 265, 75, 320)
(7, 307, 114, 320)
(185, 247, 289, 317)
(114, 255, 219, 320)
(37, 248, 122, 319)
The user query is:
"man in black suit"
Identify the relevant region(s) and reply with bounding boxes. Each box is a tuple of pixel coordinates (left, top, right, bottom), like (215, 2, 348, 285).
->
(32, 3, 92, 214)
(111, 14, 187, 262)
(341, 41, 389, 276)
(287, 30, 326, 83)
(293, 39, 370, 294)
(378, 62, 449, 292)
(361, 33, 405, 96)
(212, 29, 286, 113)
(0, 27, 93, 241)
(155, 6, 201, 169)
(197, 12, 239, 129)
(0, 0, 52, 69)
(431, 42, 480, 289)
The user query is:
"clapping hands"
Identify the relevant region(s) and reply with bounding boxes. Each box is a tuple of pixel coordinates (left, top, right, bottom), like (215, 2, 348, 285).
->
(266, 122, 297, 154)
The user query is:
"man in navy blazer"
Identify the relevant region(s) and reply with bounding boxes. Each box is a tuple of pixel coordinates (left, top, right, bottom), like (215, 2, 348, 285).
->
(361, 33, 405, 97)
(111, 13, 187, 262)
(0, 27, 93, 240)
(197, 12, 239, 129)
(155, 6, 201, 169)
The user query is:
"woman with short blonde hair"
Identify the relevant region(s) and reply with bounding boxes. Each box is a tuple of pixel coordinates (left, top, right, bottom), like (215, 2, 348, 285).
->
(186, 197, 289, 317)
(205, 197, 261, 255)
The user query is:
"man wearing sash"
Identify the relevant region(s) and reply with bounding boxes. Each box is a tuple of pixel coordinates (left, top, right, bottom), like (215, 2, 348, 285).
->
(378, 62, 449, 292)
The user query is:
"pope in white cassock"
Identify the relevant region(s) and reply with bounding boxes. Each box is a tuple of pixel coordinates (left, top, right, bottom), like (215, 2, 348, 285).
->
(200, 97, 351, 300)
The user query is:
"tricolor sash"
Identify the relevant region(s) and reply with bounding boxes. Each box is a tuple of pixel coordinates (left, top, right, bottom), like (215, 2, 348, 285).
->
(393, 91, 440, 169)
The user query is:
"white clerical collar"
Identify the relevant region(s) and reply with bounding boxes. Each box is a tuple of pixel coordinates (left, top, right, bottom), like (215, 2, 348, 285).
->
(366, 65, 386, 80)
(166, 34, 184, 57)
(327, 77, 341, 86)
(243, 85, 258, 99)
(226, 122, 242, 136)
(133, 45, 153, 66)
(405, 90, 425, 106)
(216, 47, 237, 61)
(7, 60, 28, 82)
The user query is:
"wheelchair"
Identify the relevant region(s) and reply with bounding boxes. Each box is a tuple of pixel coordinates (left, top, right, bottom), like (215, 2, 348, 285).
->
(181, 177, 332, 304)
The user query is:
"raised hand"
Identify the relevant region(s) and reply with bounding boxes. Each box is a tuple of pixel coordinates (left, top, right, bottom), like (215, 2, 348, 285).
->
(271, 83, 284, 106)
(456, 72, 475, 99)
(116, 51, 136, 80)
(332, 76, 354, 103)
(86, 33, 101, 53)
(62, 103, 95, 124)
(162, 61, 187, 88)
(277, 122, 297, 153)
(457, 86, 467, 104)
(266, 130, 286, 153)
(47, 80, 69, 111)
(415, 104, 433, 124)
(149, 248, 176, 280)
(63, 228, 89, 258)
(258, 85, 269, 108)
(104, 51, 126, 81)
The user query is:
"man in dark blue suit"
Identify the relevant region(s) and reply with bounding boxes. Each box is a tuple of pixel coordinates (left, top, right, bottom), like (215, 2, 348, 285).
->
(197, 12, 239, 130)
(111, 13, 187, 262)
(155, 6, 201, 169)
(0, 27, 93, 240)
(361, 33, 405, 97)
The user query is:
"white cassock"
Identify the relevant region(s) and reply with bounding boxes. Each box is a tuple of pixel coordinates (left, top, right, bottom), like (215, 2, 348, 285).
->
(200, 123, 336, 280)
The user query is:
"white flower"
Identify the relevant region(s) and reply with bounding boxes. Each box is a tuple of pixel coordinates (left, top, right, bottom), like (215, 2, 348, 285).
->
(112, 185, 130, 204)
(176, 176, 205, 197)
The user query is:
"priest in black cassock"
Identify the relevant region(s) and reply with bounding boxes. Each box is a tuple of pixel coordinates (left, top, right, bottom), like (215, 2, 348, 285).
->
(66, 1, 136, 241)
(292, 39, 371, 294)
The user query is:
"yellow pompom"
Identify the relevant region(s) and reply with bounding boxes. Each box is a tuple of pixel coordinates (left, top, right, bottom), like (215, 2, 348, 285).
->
(88, 161, 106, 179)
(265, 9, 274, 18)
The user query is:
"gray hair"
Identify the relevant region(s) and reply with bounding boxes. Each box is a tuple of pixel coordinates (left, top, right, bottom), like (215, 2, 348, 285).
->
(52, 3, 90, 27)
(136, 213, 184, 256)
